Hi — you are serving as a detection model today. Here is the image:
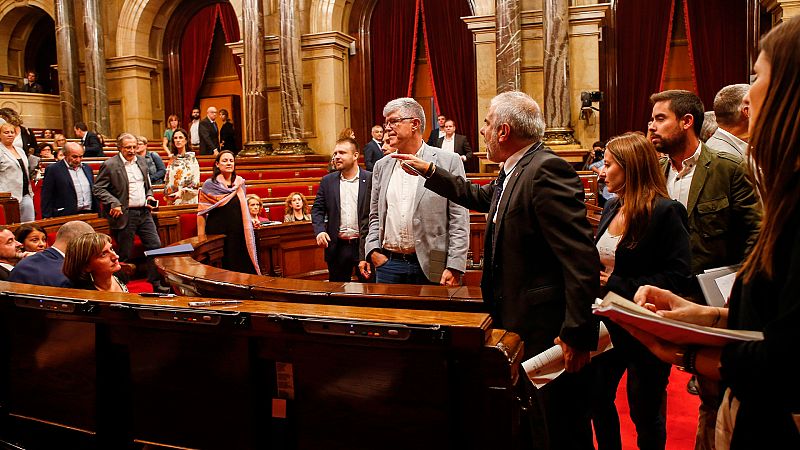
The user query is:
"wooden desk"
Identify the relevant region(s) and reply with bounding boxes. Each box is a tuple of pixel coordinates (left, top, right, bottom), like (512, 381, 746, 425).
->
(0, 282, 524, 449)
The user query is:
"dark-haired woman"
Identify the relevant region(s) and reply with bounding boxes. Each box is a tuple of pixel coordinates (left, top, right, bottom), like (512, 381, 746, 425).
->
(197, 150, 260, 275)
(219, 109, 237, 154)
(590, 132, 692, 450)
(14, 224, 47, 253)
(163, 128, 200, 204)
(622, 18, 800, 449)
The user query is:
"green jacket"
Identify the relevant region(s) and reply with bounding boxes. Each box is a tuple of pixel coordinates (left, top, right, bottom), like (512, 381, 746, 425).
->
(661, 144, 761, 275)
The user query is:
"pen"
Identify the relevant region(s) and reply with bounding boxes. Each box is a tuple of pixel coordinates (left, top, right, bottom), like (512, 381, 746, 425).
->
(188, 300, 243, 307)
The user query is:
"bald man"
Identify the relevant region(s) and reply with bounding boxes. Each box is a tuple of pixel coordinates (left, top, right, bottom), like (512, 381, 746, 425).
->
(41, 142, 98, 218)
(198, 106, 220, 155)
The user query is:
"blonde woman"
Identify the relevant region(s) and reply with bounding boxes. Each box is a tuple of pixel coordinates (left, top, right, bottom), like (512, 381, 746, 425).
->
(283, 192, 310, 222)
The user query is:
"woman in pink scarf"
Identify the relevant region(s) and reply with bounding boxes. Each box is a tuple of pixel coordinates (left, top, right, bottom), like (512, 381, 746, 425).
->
(197, 150, 260, 275)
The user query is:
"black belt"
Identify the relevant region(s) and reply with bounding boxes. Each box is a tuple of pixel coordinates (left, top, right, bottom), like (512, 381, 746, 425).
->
(128, 206, 148, 211)
(384, 250, 418, 262)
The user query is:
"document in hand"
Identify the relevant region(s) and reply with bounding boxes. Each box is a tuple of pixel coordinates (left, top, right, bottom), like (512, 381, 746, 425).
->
(592, 291, 763, 346)
(522, 322, 613, 389)
(697, 265, 739, 307)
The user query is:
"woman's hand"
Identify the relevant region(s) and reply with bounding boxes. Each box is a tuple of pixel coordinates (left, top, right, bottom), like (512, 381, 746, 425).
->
(600, 270, 611, 286)
(633, 285, 718, 326)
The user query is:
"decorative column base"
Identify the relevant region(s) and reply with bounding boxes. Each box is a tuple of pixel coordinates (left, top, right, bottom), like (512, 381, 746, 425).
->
(240, 141, 274, 157)
(277, 139, 312, 155)
(543, 127, 578, 146)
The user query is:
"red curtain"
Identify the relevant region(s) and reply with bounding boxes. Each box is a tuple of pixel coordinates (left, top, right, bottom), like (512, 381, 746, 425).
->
(612, 0, 675, 137)
(181, 3, 242, 127)
(370, 0, 418, 126)
(684, 0, 749, 110)
(419, 0, 477, 155)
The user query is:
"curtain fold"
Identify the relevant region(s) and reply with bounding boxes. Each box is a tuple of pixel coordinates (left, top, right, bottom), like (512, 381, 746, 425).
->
(217, 2, 243, 83)
(370, 0, 418, 126)
(419, 0, 477, 159)
(613, 0, 675, 137)
(684, 0, 749, 109)
(181, 5, 218, 127)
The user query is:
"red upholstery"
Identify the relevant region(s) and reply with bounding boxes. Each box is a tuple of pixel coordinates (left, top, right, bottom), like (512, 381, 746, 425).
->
(179, 213, 198, 240)
(263, 204, 286, 222)
(0, 206, 7, 225)
(33, 183, 43, 219)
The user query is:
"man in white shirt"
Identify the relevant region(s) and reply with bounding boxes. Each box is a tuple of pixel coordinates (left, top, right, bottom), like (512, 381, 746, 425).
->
(365, 98, 468, 285)
(436, 119, 473, 169)
(312, 138, 372, 281)
(189, 108, 201, 147)
(93, 133, 169, 293)
(706, 84, 750, 157)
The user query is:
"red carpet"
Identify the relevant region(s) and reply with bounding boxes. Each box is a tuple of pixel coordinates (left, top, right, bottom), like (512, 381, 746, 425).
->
(126, 279, 153, 293)
(615, 369, 701, 449)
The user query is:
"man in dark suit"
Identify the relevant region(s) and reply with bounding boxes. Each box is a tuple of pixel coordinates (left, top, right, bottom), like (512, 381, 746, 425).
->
(74, 122, 104, 157)
(24, 71, 44, 93)
(93, 133, 168, 293)
(9, 221, 94, 287)
(198, 106, 219, 155)
(394, 91, 599, 450)
(41, 142, 98, 218)
(312, 137, 372, 281)
(649, 89, 761, 450)
(0, 227, 21, 281)
(363, 125, 385, 171)
(436, 119, 473, 169)
(426, 114, 446, 147)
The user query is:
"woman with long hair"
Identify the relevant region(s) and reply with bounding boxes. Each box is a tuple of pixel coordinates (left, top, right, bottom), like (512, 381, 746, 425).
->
(163, 114, 180, 156)
(0, 123, 34, 222)
(219, 109, 237, 153)
(622, 18, 800, 449)
(163, 128, 200, 204)
(197, 150, 260, 275)
(62, 232, 127, 292)
(590, 132, 692, 449)
(283, 192, 311, 222)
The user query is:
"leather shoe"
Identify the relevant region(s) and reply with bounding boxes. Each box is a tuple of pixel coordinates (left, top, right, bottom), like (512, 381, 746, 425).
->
(686, 375, 699, 396)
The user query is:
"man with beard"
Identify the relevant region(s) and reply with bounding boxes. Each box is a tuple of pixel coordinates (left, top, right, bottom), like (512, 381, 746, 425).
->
(189, 108, 201, 147)
(311, 137, 372, 281)
(648, 89, 761, 450)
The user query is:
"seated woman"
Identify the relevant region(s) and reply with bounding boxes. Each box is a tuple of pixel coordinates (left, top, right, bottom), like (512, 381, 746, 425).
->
(197, 151, 261, 275)
(163, 128, 200, 204)
(14, 224, 47, 253)
(246, 193, 269, 226)
(590, 132, 692, 449)
(136, 136, 166, 185)
(62, 232, 127, 292)
(283, 192, 311, 222)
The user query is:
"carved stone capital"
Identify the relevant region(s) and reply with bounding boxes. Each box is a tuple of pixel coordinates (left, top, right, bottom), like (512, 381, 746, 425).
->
(277, 139, 312, 155)
(543, 127, 578, 146)
(240, 141, 274, 157)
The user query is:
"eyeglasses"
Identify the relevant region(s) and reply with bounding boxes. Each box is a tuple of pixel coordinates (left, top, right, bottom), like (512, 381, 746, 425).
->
(383, 117, 415, 129)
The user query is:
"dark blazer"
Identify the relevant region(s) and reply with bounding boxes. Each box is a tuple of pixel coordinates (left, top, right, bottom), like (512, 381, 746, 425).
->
(82, 131, 104, 157)
(363, 140, 383, 171)
(426, 129, 443, 147)
(41, 160, 98, 218)
(596, 196, 692, 299)
(19, 126, 38, 154)
(0, 265, 9, 281)
(8, 247, 70, 287)
(220, 122, 237, 153)
(425, 144, 600, 355)
(311, 169, 372, 262)
(198, 117, 219, 155)
(660, 144, 761, 275)
(93, 154, 154, 230)
(436, 134, 473, 164)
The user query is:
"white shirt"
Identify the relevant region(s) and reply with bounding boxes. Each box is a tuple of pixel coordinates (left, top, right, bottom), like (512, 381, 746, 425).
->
(596, 227, 622, 273)
(120, 153, 146, 207)
(338, 169, 360, 239)
(666, 143, 702, 207)
(441, 135, 455, 153)
(190, 120, 200, 145)
(382, 143, 423, 253)
(493, 142, 536, 223)
(65, 160, 93, 210)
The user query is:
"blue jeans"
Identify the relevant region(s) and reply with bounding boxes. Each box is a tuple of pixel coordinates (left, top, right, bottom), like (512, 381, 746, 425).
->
(375, 257, 432, 285)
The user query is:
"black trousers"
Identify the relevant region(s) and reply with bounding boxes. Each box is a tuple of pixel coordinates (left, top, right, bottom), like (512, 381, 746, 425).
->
(326, 238, 363, 282)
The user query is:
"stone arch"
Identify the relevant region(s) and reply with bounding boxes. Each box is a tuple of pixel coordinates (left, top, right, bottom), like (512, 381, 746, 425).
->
(0, 4, 53, 77)
(309, 0, 350, 33)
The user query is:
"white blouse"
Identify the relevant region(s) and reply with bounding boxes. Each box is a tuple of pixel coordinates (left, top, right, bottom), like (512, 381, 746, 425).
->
(596, 227, 622, 273)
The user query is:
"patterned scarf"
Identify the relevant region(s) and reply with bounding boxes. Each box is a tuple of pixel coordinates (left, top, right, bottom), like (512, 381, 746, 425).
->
(197, 175, 261, 275)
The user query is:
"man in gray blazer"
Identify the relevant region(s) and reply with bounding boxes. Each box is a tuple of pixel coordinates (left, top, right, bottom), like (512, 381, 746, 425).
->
(364, 98, 468, 286)
(706, 84, 750, 157)
(93, 133, 168, 292)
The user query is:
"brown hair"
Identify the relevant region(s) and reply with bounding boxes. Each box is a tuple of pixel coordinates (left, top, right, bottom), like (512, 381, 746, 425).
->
(337, 127, 356, 141)
(649, 90, 705, 137)
(167, 114, 179, 128)
(741, 18, 800, 281)
(62, 232, 112, 284)
(605, 132, 670, 249)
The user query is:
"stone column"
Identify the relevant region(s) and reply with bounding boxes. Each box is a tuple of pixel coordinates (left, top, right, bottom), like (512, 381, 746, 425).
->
(495, 0, 521, 93)
(54, 0, 83, 133)
(277, 0, 311, 154)
(239, 0, 273, 156)
(542, 0, 577, 145)
(82, 0, 110, 136)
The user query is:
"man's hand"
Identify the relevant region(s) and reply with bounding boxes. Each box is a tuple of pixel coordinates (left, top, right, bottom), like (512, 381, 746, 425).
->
(316, 232, 331, 248)
(555, 337, 590, 373)
(600, 270, 611, 286)
(439, 268, 462, 286)
(391, 153, 431, 176)
(109, 206, 123, 218)
(370, 251, 388, 268)
(146, 196, 157, 210)
(358, 261, 372, 279)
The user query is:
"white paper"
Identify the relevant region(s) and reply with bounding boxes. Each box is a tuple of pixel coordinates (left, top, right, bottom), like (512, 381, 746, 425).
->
(714, 272, 736, 305)
(522, 322, 613, 389)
